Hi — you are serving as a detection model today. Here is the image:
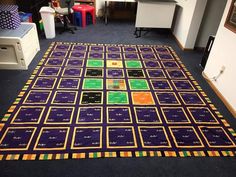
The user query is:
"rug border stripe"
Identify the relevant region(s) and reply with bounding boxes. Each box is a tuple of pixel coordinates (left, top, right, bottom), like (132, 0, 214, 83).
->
(0, 42, 236, 160)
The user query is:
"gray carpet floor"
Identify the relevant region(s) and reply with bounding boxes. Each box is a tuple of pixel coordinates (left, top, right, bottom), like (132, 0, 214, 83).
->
(0, 20, 235, 177)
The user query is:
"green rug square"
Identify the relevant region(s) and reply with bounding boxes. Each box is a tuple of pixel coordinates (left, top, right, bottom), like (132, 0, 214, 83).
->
(83, 79, 103, 89)
(129, 79, 149, 90)
(107, 91, 129, 104)
(87, 60, 104, 67)
(125, 61, 142, 68)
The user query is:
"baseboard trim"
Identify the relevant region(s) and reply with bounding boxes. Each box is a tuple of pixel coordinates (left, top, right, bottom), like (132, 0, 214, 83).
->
(202, 72, 236, 118)
(172, 33, 194, 51)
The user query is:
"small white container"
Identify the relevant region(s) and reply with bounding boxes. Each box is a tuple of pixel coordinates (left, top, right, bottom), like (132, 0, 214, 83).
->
(40, 6, 55, 39)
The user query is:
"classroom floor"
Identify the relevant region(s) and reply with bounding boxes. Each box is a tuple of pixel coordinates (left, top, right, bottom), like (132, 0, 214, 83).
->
(0, 20, 235, 177)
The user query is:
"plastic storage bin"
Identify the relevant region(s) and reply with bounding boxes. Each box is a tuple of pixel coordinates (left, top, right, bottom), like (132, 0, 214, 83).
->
(40, 6, 55, 39)
(19, 12, 32, 22)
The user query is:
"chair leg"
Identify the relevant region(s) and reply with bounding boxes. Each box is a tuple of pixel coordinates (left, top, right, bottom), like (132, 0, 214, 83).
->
(66, 16, 71, 24)
(72, 13, 77, 30)
(59, 15, 75, 34)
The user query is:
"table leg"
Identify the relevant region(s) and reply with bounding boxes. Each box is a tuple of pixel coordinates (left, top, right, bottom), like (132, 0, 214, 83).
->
(105, 1, 108, 25)
(134, 28, 138, 35)
(138, 28, 142, 37)
(134, 28, 142, 38)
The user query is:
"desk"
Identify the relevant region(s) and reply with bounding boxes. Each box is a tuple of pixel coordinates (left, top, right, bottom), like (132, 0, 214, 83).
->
(134, 0, 176, 37)
(104, 0, 136, 25)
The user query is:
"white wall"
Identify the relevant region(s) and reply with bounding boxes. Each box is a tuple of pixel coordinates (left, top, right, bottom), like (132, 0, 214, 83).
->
(196, 0, 227, 47)
(172, 0, 207, 49)
(96, 0, 104, 15)
(204, 0, 236, 111)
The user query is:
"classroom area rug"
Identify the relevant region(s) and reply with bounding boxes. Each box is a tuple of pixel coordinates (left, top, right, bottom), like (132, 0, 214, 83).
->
(0, 42, 236, 160)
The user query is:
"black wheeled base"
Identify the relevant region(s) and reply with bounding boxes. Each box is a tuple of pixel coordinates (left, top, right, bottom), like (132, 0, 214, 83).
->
(59, 15, 77, 34)
(134, 28, 150, 38)
(59, 26, 75, 34)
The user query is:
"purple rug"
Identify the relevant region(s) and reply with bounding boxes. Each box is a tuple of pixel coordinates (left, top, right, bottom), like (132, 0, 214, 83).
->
(0, 42, 236, 160)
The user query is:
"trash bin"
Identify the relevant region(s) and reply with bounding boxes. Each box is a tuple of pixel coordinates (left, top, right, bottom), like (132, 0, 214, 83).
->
(39, 7, 55, 39)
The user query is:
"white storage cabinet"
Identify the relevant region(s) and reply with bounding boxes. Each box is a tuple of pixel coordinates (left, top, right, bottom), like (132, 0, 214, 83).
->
(135, 0, 177, 28)
(0, 22, 40, 70)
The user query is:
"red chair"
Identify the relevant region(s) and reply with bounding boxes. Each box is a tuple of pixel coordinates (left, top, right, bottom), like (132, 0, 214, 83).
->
(72, 4, 95, 28)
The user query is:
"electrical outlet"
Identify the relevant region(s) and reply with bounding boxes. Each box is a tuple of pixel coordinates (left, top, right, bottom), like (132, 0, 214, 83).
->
(220, 66, 225, 73)
(211, 66, 226, 82)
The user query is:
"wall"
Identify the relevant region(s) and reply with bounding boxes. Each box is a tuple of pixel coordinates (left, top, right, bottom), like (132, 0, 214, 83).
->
(195, 0, 227, 47)
(172, 0, 207, 49)
(96, 0, 104, 15)
(204, 0, 236, 111)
